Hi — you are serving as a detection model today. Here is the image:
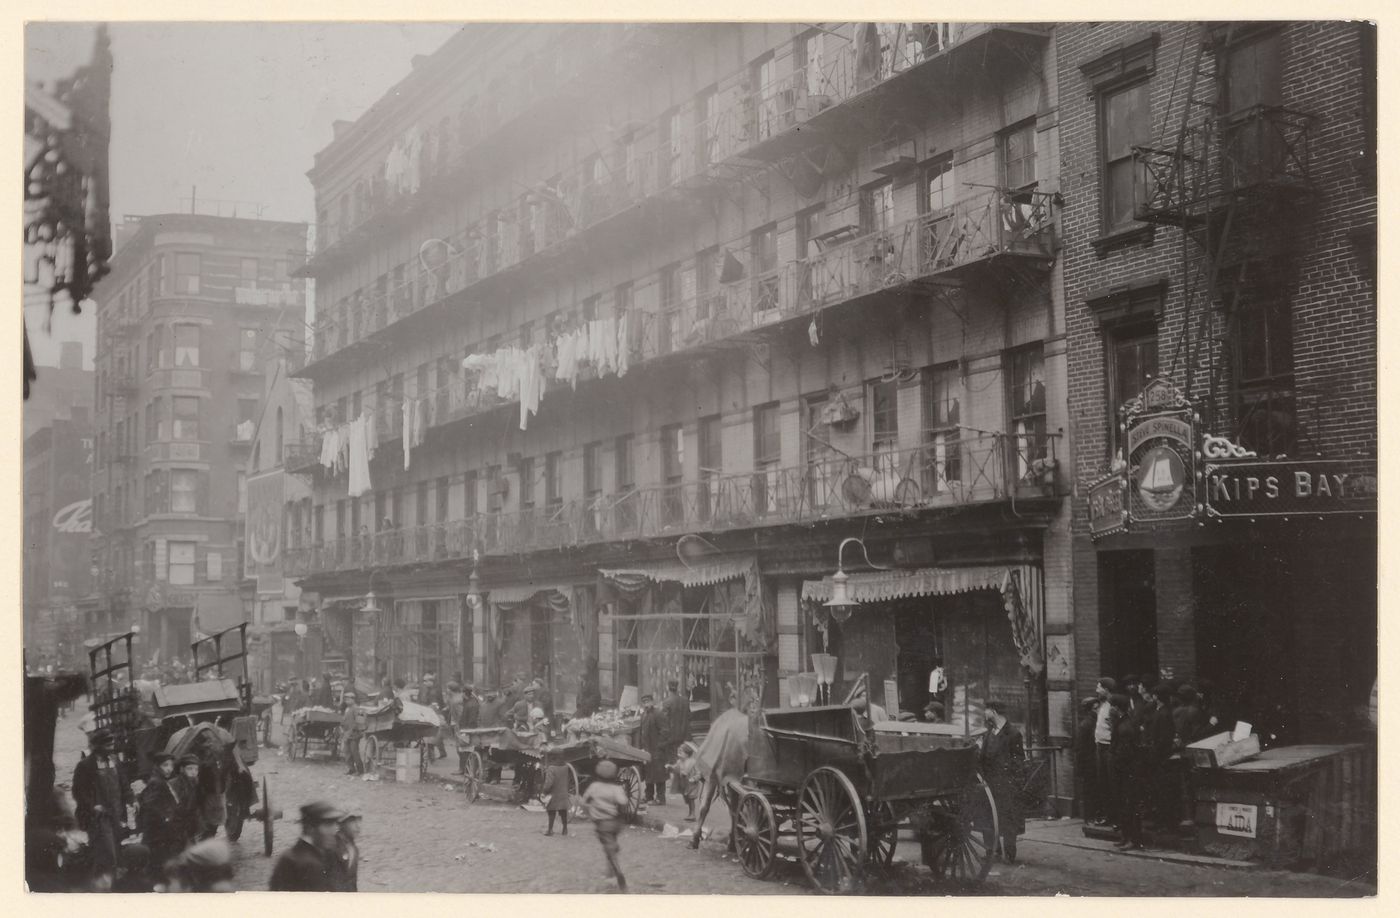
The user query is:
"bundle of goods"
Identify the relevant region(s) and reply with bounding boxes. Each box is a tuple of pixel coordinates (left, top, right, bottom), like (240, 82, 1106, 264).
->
(562, 707, 640, 738)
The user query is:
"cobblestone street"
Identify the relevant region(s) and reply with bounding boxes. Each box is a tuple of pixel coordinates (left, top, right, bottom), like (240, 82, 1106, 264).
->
(50, 705, 1371, 896)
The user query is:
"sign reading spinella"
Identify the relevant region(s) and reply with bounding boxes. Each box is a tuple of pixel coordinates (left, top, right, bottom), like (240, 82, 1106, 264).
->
(1121, 379, 1196, 524)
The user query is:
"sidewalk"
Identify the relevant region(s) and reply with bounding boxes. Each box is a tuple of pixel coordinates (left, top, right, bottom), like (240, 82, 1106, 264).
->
(1021, 818, 1256, 869)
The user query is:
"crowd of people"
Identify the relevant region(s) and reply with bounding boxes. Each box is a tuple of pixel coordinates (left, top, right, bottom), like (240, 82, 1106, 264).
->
(1075, 673, 1219, 850)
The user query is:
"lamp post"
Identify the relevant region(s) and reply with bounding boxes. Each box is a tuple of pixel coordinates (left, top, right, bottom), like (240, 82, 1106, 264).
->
(294, 621, 307, 681)
(815, 537, 878, 705)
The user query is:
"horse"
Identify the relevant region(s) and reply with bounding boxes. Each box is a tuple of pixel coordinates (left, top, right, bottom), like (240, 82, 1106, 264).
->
(688, 699, 756, 851)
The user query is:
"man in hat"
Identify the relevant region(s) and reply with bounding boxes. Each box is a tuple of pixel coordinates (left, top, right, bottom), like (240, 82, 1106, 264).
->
(171, 754, 202, 846)
(511, 685, 537, 729)
(341, 690, 363, 776)
(636, 693, 666, 805)
(334, 813, 362, 892)
(270, 801, 348, 891)
(460, 683, 480, 730)
(71, 728, 134, 884)
(163, 837, 235, 892)
(660, 680, 690, 796)
(1090, 677, 1119, 826)
(139, 752, 186, 877)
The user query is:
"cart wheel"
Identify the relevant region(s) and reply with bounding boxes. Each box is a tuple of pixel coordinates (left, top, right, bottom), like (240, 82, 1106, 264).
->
(866, 802, 899, 869)
(921, 776, 998, 885)
(735, 791, 780, 879)
(565, 763, 581, 811)
(617, 765, 644, 821)
(795, 766, 868, 894)
(285, 725, 301, 760)
(462, 749, 483, 803)
(360, 735, 379, 776)
(262, 777, 275, 857)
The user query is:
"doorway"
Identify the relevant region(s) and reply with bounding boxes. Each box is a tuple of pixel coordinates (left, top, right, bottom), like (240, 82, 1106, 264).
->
(1097, 550, 1158, 682)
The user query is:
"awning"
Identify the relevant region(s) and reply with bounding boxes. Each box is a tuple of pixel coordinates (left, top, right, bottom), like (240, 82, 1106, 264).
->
(488, 582, 576, 605)
(599, 555, 758, 590)
(801, 565, 1045, 675)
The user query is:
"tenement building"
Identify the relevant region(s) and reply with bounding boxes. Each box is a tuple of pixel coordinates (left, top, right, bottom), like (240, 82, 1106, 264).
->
(87, 214, 308, 662)
(1059, 22, 1376, 744)
(291, 21, 1075, 764)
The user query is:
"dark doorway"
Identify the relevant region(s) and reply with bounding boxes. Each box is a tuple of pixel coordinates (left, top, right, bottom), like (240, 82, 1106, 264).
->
(1098, 550, 1158, 682)
(893, 601, 944, 716)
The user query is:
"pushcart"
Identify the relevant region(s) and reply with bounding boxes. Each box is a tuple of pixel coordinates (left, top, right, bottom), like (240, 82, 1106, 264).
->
(358, 696, 442, 780)
(728, 707, 998, 894)
(455, 728, 649, 819)
(285, 707, 342, 761)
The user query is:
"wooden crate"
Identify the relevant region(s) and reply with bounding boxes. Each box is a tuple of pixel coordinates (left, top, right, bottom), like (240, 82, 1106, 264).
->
(1187, 731, 1261, 769)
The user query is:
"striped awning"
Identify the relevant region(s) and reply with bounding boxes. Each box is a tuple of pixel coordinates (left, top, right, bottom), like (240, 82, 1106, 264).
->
(600, 554, 758, 589)
(802, 565, 1045, 675)
(487, 582, 576, 605)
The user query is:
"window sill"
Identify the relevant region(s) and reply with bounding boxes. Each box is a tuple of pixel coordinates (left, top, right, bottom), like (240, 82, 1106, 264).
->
(1092, 224, 1155, 256)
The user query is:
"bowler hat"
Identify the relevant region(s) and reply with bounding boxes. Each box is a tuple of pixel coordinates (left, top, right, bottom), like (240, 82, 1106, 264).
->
(299, 801, 348, 825)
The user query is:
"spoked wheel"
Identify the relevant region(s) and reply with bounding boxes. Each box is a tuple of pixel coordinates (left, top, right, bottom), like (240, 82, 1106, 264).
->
(795, 766, 868, 894)
(921, 775, 998, 885)
(617, 765, 644, 821)
(360, 734, 380, 777)
(462, 749, 484, 803)
(735, 790, 780, 879)
(865, 802, 900, 870)
(536, 762, 581, 807)
(285, 725, 301, 760)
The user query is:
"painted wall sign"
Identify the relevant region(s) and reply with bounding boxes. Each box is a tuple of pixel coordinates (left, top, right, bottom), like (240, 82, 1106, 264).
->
(1204, 459, 1377, 518)
(52, 499, 92, 533)
(1088, 472, 1128, 538)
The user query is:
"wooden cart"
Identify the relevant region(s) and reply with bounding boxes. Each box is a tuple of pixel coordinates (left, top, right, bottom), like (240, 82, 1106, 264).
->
(455, 728, 648, 819)
(285, 707, 342, 761)
(730, 706, 998, 894)
(358, 697, 441, 780)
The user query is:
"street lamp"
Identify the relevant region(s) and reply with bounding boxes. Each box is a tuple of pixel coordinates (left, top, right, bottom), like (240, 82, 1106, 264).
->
(464, 550, 482, 611)
(362, 591, 382, 615)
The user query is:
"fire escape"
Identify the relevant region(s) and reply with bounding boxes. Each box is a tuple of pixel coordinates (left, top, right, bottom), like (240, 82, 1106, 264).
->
(1133, 23, 1316, 455)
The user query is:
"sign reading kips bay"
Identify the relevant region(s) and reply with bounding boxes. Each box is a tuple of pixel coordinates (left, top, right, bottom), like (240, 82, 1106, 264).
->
(1204, 459, 1377, 518)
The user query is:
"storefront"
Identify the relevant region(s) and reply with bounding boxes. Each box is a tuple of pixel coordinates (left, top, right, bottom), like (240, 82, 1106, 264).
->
(381, 595, 465, 687)
(598, 556, 777, 715)
(485, 583, 597, 714)
(800, 565, 1045, 735)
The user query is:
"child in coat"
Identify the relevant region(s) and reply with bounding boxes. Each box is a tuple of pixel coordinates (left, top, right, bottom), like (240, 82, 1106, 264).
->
(670, 741, 702, 821)
(542, 761, 572, 836)
(581, 761, 630, 892)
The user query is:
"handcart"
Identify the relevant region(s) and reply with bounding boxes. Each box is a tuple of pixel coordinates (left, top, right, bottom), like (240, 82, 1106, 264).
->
(358, 696, 442, 780)
(285, 707, 342, 761)
(728, 706, 998, 894)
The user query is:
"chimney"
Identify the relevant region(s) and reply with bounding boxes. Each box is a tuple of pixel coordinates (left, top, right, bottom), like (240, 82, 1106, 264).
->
(59, 342, 83, 369)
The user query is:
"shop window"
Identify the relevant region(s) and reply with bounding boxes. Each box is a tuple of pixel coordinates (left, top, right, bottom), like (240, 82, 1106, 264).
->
(168, 541, 196, 585)
(172, 396, 200, 440)
(1101, 81, 1152, 232)
(173, 323, 200, 367)
(174, 253, 201, 295)
(1001, 120, 1038, 191)
(922, 363, 962, 493)
(1106, 324, 1158, 455)
(1007, 345, 1047, 478)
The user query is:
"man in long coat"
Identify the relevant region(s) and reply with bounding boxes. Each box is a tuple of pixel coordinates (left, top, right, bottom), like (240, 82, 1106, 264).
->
(637, 694, 667, 805)
(978, 700, 1026, 863)
(269, 801, 347, 892)
(71, 729, 134, 883)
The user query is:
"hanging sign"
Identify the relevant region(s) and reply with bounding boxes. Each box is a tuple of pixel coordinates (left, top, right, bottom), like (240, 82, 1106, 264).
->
(1087, 472, 1128, 538)
(1121, 379, 1197, 524)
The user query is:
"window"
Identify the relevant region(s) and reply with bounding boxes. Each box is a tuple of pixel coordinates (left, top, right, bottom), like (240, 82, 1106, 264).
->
(168, 541, 196, 585)
(238, 397, 258, 425)
(436, 476, 450, 522)
(1002, 120, 1038, 190)
(753, 402, 781, 515)
(1234, 283, 1294, 455)
(146, 330, 158, 371)
(660, 425, 684, 525)
(751, 224, 779, 311)
(1101, 82, 1152, 231)
(175, 253, 201, 295)
(1222, 32, 1284, 186)
(237, 471, 247, 516)
(145, 401, 158, 443)
(276, 407, 284, 458)
(615, 434, 636, 530)
(923, 154, 956, 214)
(172, 396, 200, 440)
(753, 53, 777, 139)
(171, 470, 199, 513)
(922, 364, 963, 493)
(239, 328, 258, 371)
(583, 443, 602, 498)
(805, 393, 837, 507)
(545, 452, 562, 509)
(518, 457, 535, 511)
(485, 465, 502, 515)
(695, 87, 718, 166)
(465, 470, 479, 516)
(155, 255, 167, 295)
(870, 378, 899, 456)
(1008, 345, 1048, 478)
(1107, 326, 1158, 454)
(415, 480, 430, 526)
(798, 30, 825, 98)
(698, 415, 722, 521)
(241, 258, 259, 288)
(861, 180, 895, 234)
(174, 324, 200, 367)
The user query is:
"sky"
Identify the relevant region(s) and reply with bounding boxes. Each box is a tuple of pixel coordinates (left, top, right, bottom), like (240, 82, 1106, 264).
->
(23, 21, 463, 369)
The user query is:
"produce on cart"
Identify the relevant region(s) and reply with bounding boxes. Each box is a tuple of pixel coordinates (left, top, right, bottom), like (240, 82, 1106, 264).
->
(723, 706, 998, 894)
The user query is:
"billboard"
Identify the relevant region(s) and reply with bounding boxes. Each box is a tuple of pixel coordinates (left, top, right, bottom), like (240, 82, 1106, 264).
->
(246, 470, 284, 594)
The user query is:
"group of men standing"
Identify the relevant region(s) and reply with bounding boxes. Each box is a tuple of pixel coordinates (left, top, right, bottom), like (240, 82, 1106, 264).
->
(1077, 674, 1216, 849)
(637, 681, 691, 805)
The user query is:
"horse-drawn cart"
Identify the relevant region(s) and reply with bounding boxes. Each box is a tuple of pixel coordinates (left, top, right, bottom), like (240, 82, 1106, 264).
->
(729, 706, 997, 894)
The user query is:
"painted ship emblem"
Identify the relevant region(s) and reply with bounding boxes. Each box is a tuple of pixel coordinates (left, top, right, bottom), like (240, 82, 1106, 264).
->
(1136, 445, 1185, 512)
